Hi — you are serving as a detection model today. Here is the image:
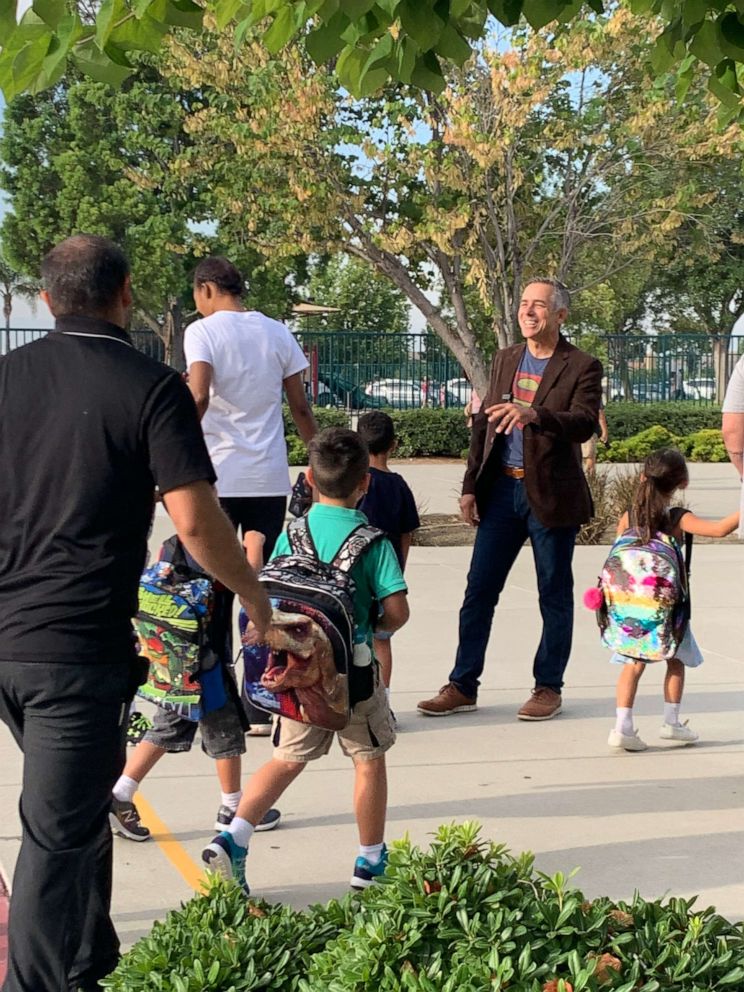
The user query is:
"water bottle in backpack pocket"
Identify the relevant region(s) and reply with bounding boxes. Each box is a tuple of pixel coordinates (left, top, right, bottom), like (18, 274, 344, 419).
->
(593, 527, 692, 662)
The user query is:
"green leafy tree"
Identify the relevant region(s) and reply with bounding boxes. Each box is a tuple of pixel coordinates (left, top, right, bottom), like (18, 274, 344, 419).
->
(164, 10, 743, 394)
(0, 63, 300, 363)
(306, 255, 410, 334)
(0, 1, 743, 115)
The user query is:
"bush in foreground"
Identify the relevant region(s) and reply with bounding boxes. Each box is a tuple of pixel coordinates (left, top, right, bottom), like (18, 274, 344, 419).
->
(102, 823, 744, 992)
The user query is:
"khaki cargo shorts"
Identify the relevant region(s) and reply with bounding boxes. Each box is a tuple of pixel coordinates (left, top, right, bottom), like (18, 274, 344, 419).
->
(581, 435, 598, 460)
(272, 679, 395, 763)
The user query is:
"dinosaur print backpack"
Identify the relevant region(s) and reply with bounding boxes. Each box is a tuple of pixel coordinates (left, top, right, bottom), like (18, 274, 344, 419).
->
(134, 537, 218, 721)
(239, 516, 383, 731)
(594, 516, 692, 662)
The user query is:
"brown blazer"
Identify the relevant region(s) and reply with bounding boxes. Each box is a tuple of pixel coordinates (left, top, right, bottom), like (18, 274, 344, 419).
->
(463, 335, 602, 528)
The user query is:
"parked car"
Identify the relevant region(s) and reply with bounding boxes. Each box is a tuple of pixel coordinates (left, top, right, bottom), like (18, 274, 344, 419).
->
(443, 377, 472, 407)
(315, 373, 384, 409)
(683, 377, 716, 401)
(364, 378, 423, 408)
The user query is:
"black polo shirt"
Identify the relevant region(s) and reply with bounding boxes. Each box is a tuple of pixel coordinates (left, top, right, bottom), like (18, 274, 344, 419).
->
(0, 316, 216, 664)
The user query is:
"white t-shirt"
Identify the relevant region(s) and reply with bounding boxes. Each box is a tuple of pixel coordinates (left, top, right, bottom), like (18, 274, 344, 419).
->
(723, 355, 744, 413)
(184, 310, 308, 497)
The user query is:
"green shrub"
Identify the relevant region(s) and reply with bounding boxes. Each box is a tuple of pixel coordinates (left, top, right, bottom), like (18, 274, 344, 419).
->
(677, 428, 728, 463)
(283, 406, 350, 465)
(389, 408, 470, 458)
(101, 876, 350, 992)
(602, 426, 679, 463)
(108, 824, 744, 992)
(605, 403, 721, 442)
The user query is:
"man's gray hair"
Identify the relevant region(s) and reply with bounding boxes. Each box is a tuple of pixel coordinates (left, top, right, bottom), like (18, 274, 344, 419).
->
(523, 277, 571, 312)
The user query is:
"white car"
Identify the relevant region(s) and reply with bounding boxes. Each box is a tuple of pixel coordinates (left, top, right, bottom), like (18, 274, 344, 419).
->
(364, 379, 423, 408)
(444, 377, 473, 407)
(683, 377, 716, 401)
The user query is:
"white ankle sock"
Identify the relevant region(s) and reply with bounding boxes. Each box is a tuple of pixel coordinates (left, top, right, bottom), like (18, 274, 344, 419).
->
(221, 790, 242, 812)
(227, 816, 255, 849)
(664, 702, 681, 726)
(113, 775, 139, 803)
(359, 842, 384, 865)
(615, 708, 634, 736)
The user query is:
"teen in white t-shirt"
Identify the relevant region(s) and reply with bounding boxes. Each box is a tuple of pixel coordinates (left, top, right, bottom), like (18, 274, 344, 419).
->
(185, 309, 308, 497)
(185, 256, 318, 730)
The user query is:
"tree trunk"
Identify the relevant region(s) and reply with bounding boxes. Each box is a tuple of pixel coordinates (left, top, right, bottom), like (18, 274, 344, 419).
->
(163, 299, 185, 370)
(3, 292, 11, 331)
(711, 334, 731, 405)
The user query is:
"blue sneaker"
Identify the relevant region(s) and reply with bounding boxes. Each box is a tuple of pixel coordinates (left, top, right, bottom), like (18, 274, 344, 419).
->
(202, 832, 249, 895)
(350, 844, 388, 890)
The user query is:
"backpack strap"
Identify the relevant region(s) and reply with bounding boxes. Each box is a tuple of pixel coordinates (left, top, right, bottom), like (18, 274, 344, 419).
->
(668, 507, 694, 578)
(287, 515, 319, 559)
(331, 524, 385, 574)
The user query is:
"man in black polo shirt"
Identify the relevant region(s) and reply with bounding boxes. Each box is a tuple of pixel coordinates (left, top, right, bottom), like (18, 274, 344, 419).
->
(0, 235, 272, 992)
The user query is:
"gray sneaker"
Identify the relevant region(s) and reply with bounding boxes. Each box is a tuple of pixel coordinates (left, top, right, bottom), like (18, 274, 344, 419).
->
(110, 798, 150, 842)
(214, 805, 282, 832)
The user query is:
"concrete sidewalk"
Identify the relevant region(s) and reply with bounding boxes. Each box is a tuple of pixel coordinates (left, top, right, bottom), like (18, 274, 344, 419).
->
(1, 534, 743, 953)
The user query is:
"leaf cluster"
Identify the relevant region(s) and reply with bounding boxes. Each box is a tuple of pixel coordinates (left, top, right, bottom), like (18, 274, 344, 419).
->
(102, 822, 744, 992)
(1, 0, 744, 117)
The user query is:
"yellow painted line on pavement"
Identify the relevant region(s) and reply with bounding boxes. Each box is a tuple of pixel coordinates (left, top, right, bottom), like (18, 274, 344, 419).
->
(135, 793, 205, 892)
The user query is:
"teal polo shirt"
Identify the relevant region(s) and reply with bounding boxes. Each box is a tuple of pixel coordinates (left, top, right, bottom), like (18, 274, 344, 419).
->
(271, 504, 408, 647)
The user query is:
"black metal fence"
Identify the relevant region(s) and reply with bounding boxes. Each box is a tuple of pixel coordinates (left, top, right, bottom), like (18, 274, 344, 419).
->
(4, 327, 743, 408)
(1, 326, 165, 361)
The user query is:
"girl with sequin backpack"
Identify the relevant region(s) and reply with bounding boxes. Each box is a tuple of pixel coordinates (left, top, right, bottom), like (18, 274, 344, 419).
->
(585, 448, 739, 753)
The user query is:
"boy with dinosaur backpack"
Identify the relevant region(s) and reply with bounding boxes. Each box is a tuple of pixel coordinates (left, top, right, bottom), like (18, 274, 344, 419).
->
(202, 427, 410, 893)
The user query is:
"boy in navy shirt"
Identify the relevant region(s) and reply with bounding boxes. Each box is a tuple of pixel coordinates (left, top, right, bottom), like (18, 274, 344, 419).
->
(357, 412, 420, 701)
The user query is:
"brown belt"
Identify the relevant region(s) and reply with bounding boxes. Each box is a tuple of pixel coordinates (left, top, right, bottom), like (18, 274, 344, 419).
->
(502, 465, 525, 480)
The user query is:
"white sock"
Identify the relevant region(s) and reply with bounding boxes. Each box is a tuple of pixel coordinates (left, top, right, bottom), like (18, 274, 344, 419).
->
(221, 790, 242, 812)
(227, 816, 255, 849)
(359, 842, 384, 865)
(112, 775, 139, 803)
(615, 707, 634, 737)
(664, 702, 681, 726)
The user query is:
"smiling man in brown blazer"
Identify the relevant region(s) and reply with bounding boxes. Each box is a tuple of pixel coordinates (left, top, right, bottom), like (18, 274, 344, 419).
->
(419, 278, 602, 721)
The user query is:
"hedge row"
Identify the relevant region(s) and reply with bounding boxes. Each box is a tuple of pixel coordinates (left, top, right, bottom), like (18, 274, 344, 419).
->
(103, 823, 744, 992)
(282, 405, 725, 463)
(605, 403, 721, 441)
(599, 426, 727, 463)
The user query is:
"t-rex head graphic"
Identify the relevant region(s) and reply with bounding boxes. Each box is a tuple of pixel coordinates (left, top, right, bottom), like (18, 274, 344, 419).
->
(261, 610, 333, 691)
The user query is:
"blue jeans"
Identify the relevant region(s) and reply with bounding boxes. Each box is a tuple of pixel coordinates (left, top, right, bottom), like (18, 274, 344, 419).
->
(449, 476, 578, 698)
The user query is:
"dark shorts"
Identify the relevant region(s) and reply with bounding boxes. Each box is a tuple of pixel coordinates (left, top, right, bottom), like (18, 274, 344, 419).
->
(143, 668, 246, 759)
(219, 496, 287, 558)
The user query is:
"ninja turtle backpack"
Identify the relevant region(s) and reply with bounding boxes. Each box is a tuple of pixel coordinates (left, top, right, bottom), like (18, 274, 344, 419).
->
(133, 537, 218, 721)
(240, 515, 383, 732)
(594, 509, 693, 662)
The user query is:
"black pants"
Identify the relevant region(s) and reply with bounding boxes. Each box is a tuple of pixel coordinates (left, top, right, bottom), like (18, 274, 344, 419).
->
(219, 496, 287, 726)
(0, 660, 134, 992)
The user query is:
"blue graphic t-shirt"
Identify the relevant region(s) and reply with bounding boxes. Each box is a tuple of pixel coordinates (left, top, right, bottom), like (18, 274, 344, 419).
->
(502, 349, 550, 468)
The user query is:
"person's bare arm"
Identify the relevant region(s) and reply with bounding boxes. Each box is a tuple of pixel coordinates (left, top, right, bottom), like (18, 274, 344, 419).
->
(599, 407, 609, 444)
(163, 480, 272, 636)
(680, 510, 740, 539)
(284, 372, 317, 444)
(722, 412, 744, 478)
(399, 533, 413, 570)
(616, 510, 630, 536)
(187, 362, 213, 420)
(376, 591, 410, 635)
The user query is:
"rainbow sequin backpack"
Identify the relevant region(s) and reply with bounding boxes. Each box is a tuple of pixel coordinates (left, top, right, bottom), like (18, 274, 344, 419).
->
(595, 527, 692, 662)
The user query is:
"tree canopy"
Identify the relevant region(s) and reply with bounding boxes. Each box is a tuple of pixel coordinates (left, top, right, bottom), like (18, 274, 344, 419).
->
(0, 1, 743, 118)
(159, 7, 743, 392)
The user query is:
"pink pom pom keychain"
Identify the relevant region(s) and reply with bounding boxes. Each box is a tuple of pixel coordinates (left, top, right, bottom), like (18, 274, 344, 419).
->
(583, 586, 604, 611)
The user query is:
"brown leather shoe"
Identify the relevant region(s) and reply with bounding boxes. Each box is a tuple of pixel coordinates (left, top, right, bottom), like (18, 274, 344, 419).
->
(417, 683, 477, 716)
(517, 687, 562, 721)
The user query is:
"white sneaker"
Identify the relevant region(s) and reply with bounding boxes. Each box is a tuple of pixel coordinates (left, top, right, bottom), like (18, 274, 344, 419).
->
(608, 728, 648, 752)
(659, 720, 698, 743)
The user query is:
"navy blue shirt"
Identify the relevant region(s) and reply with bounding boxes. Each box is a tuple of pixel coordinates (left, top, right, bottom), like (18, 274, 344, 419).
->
(357, 468, 421, 569)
